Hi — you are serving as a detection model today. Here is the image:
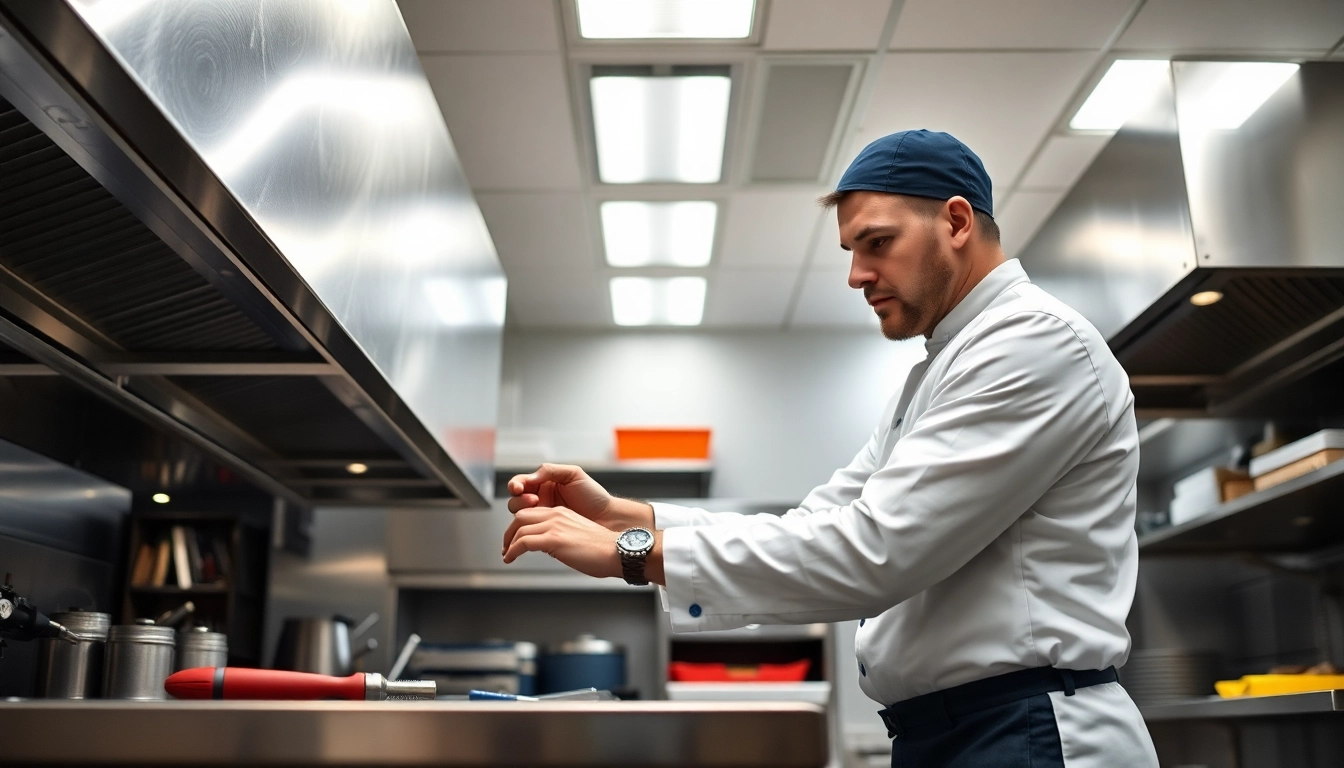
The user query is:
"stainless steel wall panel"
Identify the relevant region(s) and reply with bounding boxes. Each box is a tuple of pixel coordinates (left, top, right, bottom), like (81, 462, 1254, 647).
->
(1174, 61, 1344, 271)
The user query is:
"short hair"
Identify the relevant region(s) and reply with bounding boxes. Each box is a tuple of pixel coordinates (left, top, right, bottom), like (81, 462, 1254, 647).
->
(816, 190, 1000, 244)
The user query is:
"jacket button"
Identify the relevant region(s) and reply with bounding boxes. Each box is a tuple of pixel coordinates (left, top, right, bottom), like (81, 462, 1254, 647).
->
(689, 604, 702, 618)
(859, 663, 867, 676)
(859, 619, 865, 627)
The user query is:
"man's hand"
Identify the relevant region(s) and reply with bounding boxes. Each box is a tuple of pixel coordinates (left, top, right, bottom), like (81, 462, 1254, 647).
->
(506, 463, 654, 531)
(501, 506, 666, 584)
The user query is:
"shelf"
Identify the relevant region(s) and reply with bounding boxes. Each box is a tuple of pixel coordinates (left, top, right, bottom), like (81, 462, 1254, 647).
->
(669, 624, 829, 643)
(1141, 691, 1344, 721)
(1137, 457, 1344, 554)
(494, 463, 713, 499)
(129, 584, 229, 595)
(393, 572, 655, 593)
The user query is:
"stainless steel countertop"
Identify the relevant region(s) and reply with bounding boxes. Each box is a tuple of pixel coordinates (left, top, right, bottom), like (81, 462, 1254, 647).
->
(0, 699, 828, 767)
(1140, 690, 1344, 721)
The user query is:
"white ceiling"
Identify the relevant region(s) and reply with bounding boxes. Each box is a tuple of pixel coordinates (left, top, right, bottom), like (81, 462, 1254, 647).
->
(397, 0, 1344, 330)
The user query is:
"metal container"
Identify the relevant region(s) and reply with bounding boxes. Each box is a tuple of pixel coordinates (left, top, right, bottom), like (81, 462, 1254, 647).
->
(273, 614, 378, 676)
(37, 611, 111, 699)
(103, 620, 176, 700)
(176, 626, 228, 671)
(516, 641, 538, 697)
(539, 634, 625, 695)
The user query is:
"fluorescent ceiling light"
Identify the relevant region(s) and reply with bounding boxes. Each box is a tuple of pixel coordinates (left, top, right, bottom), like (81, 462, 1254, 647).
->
(577, 0, 755, 39)
(601, 201, 717, 267)
(591, 74, 731, 183)
(610, 276, 706, 326)
(1070, 60, 1169, 131)
(1180, 62, 1298, 130)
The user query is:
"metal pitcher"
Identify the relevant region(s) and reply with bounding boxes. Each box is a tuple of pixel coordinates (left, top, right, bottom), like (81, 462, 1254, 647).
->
(272, 613, 378, 675)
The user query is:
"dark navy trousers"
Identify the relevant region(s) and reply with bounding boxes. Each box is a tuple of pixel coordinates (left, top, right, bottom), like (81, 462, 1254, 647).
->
(880, 667, 1120, 768)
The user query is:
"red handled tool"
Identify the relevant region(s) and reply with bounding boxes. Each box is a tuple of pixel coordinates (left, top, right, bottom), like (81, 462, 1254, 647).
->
(166, 667, 436, 700)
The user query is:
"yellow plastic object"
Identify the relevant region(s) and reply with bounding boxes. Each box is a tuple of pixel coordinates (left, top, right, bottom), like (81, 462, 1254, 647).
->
(1215, 675, 1344, 698)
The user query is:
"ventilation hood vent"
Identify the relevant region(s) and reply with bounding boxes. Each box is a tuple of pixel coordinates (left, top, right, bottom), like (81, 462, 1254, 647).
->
(0, 1, 503, 506)
(1020, 61, 1344, 417)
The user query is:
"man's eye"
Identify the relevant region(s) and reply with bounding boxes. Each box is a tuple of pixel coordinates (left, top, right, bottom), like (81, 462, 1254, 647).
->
(870, 237, 889, 250)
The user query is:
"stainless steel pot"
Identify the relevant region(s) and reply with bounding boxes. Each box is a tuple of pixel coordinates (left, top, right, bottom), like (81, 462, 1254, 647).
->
(176, 626, 228, 671)
(539, 634, 625, 695)
(272, 613, 378, 675)
(37, 610, 110, 699)
(104, 620, 176, 700)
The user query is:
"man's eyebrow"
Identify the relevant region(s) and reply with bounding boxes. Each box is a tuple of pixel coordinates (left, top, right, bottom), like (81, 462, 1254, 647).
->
(844, 225, 893, 248)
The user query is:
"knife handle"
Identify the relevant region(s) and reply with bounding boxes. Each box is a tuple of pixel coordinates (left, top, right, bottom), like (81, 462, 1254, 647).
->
(166, 667, 366, 700)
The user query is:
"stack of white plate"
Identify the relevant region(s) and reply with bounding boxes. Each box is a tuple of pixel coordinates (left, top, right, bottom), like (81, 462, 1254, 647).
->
(1119, 649, 1219, 705)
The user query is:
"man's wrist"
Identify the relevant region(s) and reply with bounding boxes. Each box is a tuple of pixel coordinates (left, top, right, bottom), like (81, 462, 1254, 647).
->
(612, 497, 656, 529)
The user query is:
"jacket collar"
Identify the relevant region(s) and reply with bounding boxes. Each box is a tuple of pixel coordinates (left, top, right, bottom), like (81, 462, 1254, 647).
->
(925, 259, 1029, 357)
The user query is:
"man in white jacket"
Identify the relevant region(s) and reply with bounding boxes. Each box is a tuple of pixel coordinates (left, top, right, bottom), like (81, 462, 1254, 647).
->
(502, 130, 1158, 767)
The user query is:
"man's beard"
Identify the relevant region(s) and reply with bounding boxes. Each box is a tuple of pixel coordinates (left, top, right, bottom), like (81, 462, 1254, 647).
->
(874, 235, 955, 341)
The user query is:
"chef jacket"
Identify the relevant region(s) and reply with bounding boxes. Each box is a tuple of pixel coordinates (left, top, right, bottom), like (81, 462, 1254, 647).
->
(653, 258, 1140, 706)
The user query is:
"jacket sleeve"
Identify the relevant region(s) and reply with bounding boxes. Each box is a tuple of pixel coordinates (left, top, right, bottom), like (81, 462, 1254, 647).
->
(660, 311, 1113, 631)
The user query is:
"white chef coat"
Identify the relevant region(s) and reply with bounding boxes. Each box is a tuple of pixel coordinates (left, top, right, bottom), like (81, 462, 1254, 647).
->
(653, 259, 1142, 707)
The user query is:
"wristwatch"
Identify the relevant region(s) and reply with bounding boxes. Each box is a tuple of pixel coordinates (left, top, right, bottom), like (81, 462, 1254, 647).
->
(615, 527, 655, 586)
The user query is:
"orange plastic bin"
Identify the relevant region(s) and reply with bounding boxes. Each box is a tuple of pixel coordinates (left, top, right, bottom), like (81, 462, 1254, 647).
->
(615, 428, 711, 461)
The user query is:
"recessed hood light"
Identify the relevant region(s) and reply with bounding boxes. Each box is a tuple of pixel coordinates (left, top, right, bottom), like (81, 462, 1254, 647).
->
(576, 0, 755, 39)
(1070, 60, 1170, 131)
(601, 201, 717, 267)
(610, 276, 706, 326)
(1190, 290, 1223, 306)
(590, 71, 731, 184)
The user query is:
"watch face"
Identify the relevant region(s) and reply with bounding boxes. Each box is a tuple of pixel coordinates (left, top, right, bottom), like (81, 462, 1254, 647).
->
(620, 529, 652, 550)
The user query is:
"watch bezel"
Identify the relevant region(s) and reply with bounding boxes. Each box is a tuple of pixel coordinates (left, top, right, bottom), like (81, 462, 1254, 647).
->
(616, 527, 655, 556)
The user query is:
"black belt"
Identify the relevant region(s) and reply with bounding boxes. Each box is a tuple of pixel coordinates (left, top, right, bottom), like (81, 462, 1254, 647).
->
(878, 666, 1119, 738)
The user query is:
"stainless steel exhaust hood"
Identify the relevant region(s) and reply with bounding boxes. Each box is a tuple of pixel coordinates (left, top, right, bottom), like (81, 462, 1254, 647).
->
(0, 0, 504, 506)
(1019, 61, 1344, 418)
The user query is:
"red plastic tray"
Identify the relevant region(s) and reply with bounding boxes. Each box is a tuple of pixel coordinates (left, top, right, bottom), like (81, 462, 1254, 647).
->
(668, 659, 811, 683)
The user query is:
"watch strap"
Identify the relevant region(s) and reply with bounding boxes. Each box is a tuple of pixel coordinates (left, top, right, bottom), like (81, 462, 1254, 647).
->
(620, 549, 648, 586)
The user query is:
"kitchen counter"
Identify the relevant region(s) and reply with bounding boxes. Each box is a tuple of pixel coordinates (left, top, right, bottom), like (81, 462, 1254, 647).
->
(0, 699, 827, 767)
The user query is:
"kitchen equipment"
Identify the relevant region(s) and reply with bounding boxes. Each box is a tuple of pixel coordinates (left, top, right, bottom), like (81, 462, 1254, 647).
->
(1118, 649, 1218, 706)
(37, 610, 111, 699)
(539, 634, 625, 695)
(165, 667, 435, 700)
(155, 601, 196, 628)
(388, 633, 422, 681)
(410, 640, 535, 695)
(176, 626, 228, 671)
(668, 660, 811, 683)
(104, 619, 176, 700)
(273, 613, 378, 675)
(0, 573, 83, 653)
(1215, 673, 1344, 698)
(468, 687, 616, 701)
(615, 427, 711, 460)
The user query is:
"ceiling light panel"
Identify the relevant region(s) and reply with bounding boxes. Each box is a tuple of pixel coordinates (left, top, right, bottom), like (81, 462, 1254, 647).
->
(601, 201, 717, 267)
(610, 276, 707, 326)
(591, 71, 731, 184)
(1070, 59, 1169, 131)
(577, 0, 755, 39)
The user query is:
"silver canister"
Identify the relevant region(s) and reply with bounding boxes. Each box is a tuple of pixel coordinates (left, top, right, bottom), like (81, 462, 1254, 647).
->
(37, 611, 111, 699)
(103, 620, 176, 700)
(176, 626, 228, 671)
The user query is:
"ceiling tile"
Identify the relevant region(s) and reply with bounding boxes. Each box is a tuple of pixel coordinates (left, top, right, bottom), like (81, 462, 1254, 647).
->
(997, 189, 1068, 259)
(396, 0, 560, 53)
(420, 55, 583, 190)
(703, 270, 797, 327)
(791, 269, 877, 327)
(763, 0, 893, 50)
(475, 193, 596, 270)
(1116, 0, 1344, 53)
(1018, 134, 1110, 191)
(718, 191, 826, 267)
(505, 268, 608, 327)
(853, 52, 1094, 191)
(808, 206, 851, 271)
(891, 0, 1134, 50)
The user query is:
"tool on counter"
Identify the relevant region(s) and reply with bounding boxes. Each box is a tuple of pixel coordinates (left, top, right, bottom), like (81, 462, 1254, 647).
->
(468, 687, 617, 702)
(388, 633, 421, 681)
(166, 667, 436, 700)
(0, 573, 83, 656)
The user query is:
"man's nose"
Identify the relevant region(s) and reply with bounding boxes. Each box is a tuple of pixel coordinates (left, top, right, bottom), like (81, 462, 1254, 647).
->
(848, 254, 875, 290)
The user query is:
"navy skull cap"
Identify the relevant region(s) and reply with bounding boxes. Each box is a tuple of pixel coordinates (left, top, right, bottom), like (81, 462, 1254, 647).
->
(835, 130, 994, 217)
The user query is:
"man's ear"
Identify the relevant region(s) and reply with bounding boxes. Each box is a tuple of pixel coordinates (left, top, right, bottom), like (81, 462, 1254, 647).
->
(945, 196, 975, 248)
